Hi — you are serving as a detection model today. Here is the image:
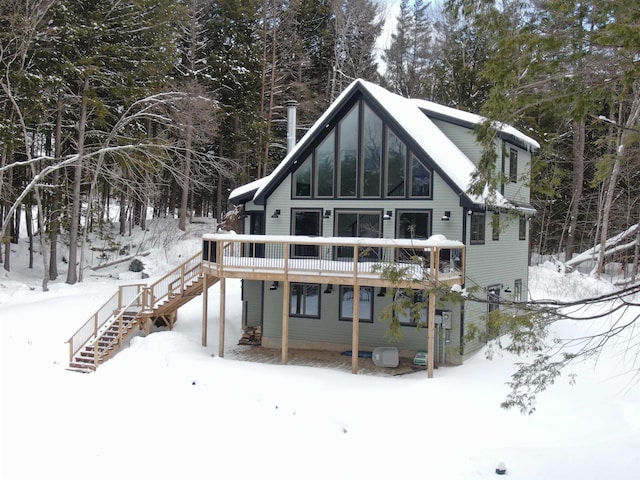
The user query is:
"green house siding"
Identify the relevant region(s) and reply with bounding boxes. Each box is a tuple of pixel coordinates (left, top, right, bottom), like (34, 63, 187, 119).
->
(261, 280, 463, 363)
(461, 212, 529, 358)
(243, 280, 263, 328)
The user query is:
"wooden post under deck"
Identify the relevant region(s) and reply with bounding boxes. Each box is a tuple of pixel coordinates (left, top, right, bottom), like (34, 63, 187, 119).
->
(351, 247, 360, 374)
(428, 247, 437, 378)
(202, 273, 208, 347)
(281, 280, 290, 364)
(351, 283, 360, 374)
(219, 277, 226, 358)
(281, 245, 291, 365)
(427, 290, 436, 378)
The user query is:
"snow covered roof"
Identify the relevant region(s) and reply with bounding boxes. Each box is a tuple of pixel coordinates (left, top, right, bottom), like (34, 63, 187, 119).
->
(412, 98, 540, 151)
(229, 79, 538, 209)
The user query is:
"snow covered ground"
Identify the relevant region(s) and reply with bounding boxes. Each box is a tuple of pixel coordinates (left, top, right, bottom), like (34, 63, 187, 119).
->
(1, 219, 639, 479)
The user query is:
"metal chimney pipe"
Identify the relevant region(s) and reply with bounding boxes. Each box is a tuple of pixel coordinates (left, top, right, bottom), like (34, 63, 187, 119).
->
(286, 100, 297, 153)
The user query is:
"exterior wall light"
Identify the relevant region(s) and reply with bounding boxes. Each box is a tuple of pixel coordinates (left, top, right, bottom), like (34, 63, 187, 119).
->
(441, 211, 451, 221)
(383, 210, 392, 220)
(324, 210, 331, 218)
(271, 209, 281, 218)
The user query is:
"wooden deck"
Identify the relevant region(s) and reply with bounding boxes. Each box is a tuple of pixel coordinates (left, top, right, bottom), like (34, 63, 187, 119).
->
(201, 234, 465, 378)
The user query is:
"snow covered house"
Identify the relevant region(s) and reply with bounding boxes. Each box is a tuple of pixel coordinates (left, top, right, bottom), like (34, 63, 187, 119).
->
(202, 79, 538, 373)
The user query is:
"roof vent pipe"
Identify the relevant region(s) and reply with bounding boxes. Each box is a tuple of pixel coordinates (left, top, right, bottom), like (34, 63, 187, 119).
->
(286, 100, 297, 153)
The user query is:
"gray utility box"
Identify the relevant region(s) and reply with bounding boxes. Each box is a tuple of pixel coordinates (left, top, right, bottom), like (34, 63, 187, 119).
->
(372, 347, 399, 368)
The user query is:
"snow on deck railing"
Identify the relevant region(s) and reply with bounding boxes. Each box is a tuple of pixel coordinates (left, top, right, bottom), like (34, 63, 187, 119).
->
(202, 233, 464, 284)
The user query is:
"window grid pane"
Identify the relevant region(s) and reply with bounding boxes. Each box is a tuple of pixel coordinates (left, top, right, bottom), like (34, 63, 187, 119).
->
(339, 105, 358, 197)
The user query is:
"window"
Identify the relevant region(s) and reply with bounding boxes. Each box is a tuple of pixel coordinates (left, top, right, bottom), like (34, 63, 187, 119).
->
(338, 104, 358, 197)
(339, 286, 373, 322)
(396, 290, 427, 326)
(397, 210, 431, 261)
(470, 212, 486, 244)
(290, 283, 320, 317)
(519, 216, 527, 240)
(410, 154, 431, 197)
(514, 279, 523, 302)
(292, 210, 321, 257)
(509, 148, 518, 183)
(335, 211, 381, 260)
(386, 130, 406, 197)
(315, 133, 334, 197)
(293, 155, 312, 197)
(362, 104, 382, 197)
(492, 213, 500, 241)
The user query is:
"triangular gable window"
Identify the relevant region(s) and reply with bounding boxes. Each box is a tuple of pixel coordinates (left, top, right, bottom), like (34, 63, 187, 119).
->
(291, 97, 432, 200)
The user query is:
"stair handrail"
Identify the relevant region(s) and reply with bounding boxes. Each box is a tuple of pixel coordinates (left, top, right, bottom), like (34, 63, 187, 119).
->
(147, 251, 202, 309)
(67, 252, 202, 366)
(90, 288, 146, 367)
(67, 283, 146, 364)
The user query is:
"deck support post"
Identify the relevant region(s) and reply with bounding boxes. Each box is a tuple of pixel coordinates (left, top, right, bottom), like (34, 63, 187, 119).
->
(351, 283, 360, 374)
(427, 290, 436, 378)
(202, 273, 208, 347)
(219, 277, 226, 358)
(281, 280, 290, 364)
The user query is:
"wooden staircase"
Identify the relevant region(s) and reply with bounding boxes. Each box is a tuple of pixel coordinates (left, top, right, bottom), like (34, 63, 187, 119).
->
(67, 252, 218, 371)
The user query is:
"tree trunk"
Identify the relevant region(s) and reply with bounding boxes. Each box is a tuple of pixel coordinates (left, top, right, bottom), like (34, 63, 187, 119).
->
(594, 94, 640, 277)
(66, 76, 89, 285)
(179, 117, 192, 231)
(26, 199, 33, 269)
(49, 95, 64, 280)
(565, 119, 585, 261)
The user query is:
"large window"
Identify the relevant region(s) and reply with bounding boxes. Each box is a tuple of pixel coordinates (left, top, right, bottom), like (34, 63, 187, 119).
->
(293, 100, 431, 201)
(509, 148, 518, 183)
(398, 210, 431, 240)
(470, 212, 486, 244)
(339, 286, 373, 322)
(410, 154, 431, 197)
(316, 134, 334, 197)
(293, 155, 312, 197)
(335, 211, 381, 260)
(290, 283, 320, 318)
(339, 105, 358, 197)
(386, 130, 406, 197)
(397, 210, 431, 261)
(362, 104, 382, 197)
(292, 210, 321, 257)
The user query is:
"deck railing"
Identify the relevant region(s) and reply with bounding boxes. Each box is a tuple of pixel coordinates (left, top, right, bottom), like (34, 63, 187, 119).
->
(202, 234, 464, 286)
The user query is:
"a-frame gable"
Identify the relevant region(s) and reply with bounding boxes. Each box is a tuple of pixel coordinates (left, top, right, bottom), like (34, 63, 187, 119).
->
(252, 80, 473, 206)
